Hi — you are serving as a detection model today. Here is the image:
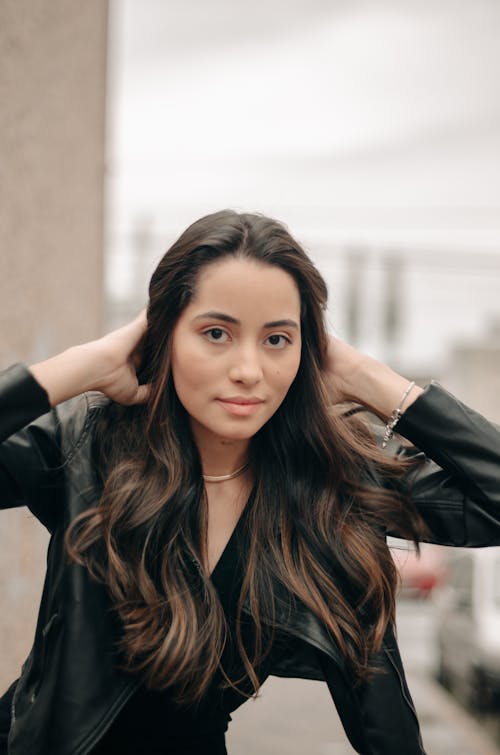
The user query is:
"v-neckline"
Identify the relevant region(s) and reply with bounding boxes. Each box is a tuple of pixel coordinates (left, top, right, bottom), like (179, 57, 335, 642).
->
(208, 485, 254, 582)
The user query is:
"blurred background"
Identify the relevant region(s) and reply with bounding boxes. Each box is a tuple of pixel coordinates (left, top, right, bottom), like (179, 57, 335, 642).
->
(1, 0, 499, 752)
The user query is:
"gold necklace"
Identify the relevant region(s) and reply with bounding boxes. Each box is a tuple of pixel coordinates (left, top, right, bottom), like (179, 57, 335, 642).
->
(202, 463, 249, 483)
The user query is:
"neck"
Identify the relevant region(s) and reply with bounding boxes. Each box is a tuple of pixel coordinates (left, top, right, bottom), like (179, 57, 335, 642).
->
(202, 462, 249, 483)
(191, 421, 250, 479)
(201, 452, 249, 478)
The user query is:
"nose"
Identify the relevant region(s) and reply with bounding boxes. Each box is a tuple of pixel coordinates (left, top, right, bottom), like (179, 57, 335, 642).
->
(228, 344, 264, 385)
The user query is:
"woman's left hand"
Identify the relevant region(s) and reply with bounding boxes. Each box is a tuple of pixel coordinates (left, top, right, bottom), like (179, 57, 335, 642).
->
(324, 334, 423, 418)
(324, 334, 367, 404)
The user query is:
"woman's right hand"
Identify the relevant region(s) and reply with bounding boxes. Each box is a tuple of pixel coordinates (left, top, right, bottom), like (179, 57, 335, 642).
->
(29, 311, 151, 408)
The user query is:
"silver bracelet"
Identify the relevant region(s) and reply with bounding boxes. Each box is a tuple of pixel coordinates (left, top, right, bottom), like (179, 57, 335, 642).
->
(381, 381, 416, 449)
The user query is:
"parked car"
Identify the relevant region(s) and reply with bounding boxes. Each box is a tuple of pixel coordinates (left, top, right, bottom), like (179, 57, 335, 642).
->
(432, 547, 500, 711)
(389, 539, 447, 599)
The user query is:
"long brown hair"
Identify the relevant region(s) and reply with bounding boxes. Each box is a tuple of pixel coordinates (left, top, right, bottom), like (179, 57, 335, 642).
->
(66, 209, 429, 704)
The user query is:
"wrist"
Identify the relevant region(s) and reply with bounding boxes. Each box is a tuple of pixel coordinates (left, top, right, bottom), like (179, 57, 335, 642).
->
(29, 342, 108, 407)
(343, 356, 423, 420)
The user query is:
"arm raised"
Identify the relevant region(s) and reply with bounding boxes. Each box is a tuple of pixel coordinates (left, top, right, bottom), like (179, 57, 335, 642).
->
(29, 310, 150, 408)
(324, 334, 423, 419)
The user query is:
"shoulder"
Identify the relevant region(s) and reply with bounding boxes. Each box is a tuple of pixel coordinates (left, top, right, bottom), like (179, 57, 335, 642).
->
(12, 390, 114, 466)
(0, 363, 112, 452)
(50, 391, 112, 459)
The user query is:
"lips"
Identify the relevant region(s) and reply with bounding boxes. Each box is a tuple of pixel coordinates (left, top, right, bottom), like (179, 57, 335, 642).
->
(215, 397, 265, 416)
(218, 396, 264, 405)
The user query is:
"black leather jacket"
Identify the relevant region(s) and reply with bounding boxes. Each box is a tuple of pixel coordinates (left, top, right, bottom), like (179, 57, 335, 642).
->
(1, 362, 500, 755)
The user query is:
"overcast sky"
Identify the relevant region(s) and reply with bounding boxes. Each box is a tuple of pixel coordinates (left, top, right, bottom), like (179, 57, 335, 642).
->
(107, 0, 500, 244)
(105, 0, 500, 372)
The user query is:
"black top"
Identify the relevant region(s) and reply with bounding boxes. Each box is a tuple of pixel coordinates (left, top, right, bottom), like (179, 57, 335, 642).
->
(90, 491, 279, 755)
(5, 366, 500, 755)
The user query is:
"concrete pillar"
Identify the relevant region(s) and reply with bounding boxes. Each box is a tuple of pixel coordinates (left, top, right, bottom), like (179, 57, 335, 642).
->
(0, 0, 108, 690)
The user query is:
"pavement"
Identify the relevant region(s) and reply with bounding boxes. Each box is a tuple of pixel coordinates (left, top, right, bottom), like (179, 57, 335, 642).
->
(226, 599, 500, 755)
(409, 674, 499, 755)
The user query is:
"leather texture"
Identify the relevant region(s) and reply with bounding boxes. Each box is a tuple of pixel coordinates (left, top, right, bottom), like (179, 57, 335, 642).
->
(1, 364, 500, 754)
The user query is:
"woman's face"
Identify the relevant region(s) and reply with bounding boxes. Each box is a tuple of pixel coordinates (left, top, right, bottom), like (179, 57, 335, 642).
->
(171, 257, 302, 449)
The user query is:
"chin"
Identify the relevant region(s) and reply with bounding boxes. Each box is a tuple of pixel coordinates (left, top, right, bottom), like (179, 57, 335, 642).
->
(217, 428, 257, 442)
(212, 422, 263, 442)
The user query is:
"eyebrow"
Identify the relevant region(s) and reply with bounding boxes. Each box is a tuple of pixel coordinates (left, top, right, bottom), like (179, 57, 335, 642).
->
(192, 311, 299, 329)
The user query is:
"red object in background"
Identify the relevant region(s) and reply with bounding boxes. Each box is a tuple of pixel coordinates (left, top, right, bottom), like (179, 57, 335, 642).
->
(390, 542, 448, 599)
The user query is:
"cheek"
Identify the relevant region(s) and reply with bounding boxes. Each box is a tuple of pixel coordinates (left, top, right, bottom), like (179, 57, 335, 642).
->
(171, 338, 218, 405)
(171, 360, 193, 398)
(170, 338, 200, 401)
(273, 354, 300, 394)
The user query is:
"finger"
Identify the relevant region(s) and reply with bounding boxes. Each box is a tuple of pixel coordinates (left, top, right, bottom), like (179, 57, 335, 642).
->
(131, 382, 151, 405)
(130, 332, 147, 368)
(119, 310, 148, 358)
(128, 309, 148, 339)
(130, 349, 143, 369)
(133, 308, 147, 327)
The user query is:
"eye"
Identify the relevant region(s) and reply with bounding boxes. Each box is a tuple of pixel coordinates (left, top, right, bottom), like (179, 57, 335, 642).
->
(203, 327, 230, 343)
(265, 334, 291, 349)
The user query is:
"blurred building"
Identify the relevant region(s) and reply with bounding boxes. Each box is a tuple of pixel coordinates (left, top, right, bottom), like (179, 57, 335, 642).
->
(0, 1, 108, 691)
(442, 318, 500, 423)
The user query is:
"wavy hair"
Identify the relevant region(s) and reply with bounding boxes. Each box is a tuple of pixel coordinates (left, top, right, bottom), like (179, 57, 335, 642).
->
(65, 209, 429, 704)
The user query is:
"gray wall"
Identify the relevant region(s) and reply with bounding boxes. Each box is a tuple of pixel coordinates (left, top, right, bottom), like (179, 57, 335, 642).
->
(443, 322, 500, 424)
(0, 0, 108, 690)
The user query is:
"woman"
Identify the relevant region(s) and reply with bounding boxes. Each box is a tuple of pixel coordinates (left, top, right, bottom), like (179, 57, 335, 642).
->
(1, 209, 499, 755)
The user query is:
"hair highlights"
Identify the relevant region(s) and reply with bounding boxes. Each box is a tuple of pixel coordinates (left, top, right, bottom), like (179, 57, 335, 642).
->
(65, 210, 428, 705)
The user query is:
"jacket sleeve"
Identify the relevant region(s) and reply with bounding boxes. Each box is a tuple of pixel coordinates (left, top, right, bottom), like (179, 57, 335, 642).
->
(387, 381, 500, 547)
(0, 363, 66, 530)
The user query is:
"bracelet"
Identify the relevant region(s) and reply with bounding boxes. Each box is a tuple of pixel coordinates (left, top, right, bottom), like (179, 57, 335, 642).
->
(381, 381, 416, 449)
